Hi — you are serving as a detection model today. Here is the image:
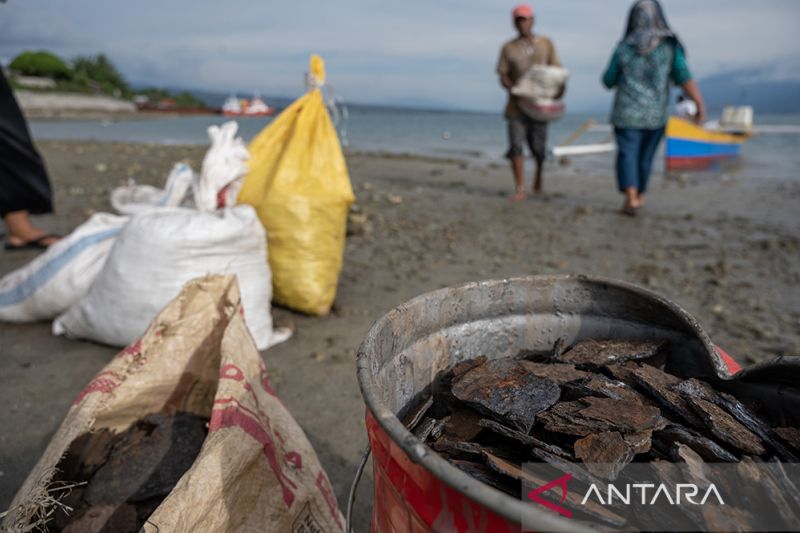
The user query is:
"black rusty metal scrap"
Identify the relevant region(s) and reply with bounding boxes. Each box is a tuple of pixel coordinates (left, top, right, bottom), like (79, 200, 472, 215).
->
(46, 412, 209, 532)
(450, 358, 561, 434)
(406, 338, 800, 530)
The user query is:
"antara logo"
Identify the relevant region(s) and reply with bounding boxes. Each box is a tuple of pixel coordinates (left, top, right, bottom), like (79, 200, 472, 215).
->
(581, 483, 725, 506)
(527, 472, 573, 518)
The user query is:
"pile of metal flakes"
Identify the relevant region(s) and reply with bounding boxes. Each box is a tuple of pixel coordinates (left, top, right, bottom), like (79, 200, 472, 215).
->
(46, 412, 208, 532)
(403, 339, 800, 529)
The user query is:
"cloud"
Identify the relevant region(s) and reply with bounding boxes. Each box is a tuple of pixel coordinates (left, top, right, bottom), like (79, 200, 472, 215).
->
(0, 2, 91, 54)
(2, 0, 798, 111)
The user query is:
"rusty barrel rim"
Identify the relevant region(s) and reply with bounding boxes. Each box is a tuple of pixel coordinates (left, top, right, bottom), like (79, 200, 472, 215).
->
(356, 274, 725, 530)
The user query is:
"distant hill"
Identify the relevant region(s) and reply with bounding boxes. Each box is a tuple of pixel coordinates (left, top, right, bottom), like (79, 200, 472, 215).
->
(699, 60, 800, 113)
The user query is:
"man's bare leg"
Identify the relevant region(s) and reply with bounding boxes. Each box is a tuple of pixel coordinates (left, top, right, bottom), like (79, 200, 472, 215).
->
(510, 155, 526, 201)
(532, 155, 544, 194)
(3, 210, 59, 246)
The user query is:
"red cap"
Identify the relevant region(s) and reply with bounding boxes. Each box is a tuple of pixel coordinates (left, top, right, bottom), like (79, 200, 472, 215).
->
(512, 4, 533, 19)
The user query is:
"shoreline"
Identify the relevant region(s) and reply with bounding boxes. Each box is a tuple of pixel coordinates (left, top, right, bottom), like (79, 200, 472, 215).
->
(26, 116, 800, 183)
(28, 133, 501, 167)
(16, 90, 220, 121)
(24, 109, 220, 121)
(1, 140, 798, 529)
(25, 137, 800, 184)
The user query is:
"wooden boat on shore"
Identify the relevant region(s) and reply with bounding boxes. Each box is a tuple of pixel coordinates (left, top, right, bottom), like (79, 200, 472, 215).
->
(552, 107, 799, 172)
(665, 107, 751, 171)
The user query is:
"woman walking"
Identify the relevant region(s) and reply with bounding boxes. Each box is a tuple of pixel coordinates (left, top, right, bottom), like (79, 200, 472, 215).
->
(602, 0, 705, 215)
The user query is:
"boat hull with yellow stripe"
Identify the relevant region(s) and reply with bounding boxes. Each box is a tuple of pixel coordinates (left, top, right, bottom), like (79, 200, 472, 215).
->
(665, 117, 748, 171)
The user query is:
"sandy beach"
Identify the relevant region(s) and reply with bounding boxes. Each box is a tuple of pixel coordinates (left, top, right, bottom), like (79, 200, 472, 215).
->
(1, 139, 799, 528)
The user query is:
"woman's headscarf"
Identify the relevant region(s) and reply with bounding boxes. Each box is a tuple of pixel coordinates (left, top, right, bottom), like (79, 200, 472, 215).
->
(623, 0, 681, 55)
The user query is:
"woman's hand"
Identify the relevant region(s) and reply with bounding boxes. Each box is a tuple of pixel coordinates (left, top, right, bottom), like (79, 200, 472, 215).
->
(694, 102, 706, 124)
(681, 79, 706, 125)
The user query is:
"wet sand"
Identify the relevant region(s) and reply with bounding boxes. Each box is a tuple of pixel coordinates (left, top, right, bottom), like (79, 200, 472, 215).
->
(1, 140, 799, 528)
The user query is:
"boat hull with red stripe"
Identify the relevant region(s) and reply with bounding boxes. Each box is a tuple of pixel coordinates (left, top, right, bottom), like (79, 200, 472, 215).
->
(665, 117, 748, 171)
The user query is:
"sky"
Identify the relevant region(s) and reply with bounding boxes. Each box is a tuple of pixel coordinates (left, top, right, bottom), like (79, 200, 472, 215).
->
(2, 0, 799, 112)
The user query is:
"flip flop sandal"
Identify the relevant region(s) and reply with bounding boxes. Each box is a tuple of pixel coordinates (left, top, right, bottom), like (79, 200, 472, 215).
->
(4, 233, 61, 251)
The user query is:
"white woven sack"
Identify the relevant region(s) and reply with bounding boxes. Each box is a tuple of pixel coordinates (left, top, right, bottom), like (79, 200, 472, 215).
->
(110, 162, 194, 215)
(511, 65, 569, 100)
(0, 213, 128, 321)
(53, 205, 290, 350)
(511, 65, 569, 122)
(194, 121, 249, 211)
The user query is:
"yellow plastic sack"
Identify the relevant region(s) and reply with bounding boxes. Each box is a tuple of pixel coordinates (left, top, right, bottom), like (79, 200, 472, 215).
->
(239, 55, 354, 316)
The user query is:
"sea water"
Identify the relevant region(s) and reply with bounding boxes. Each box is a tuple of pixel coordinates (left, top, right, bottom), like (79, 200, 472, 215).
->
(28, 108, 800, 181)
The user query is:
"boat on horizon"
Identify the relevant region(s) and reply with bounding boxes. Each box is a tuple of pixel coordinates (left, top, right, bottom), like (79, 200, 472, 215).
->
(221, 94, 275, 117)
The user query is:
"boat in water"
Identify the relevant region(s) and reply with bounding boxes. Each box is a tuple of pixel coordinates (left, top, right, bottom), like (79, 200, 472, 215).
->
(664, 106, 752, 171)
(221, 94, 274, 117)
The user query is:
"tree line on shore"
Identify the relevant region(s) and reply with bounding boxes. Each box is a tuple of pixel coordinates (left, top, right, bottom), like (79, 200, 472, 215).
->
(7, 50, 205, 109)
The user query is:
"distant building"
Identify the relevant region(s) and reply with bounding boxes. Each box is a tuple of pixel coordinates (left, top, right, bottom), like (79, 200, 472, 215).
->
(158, 97, 176, 109)
(11, 76, 57, 89)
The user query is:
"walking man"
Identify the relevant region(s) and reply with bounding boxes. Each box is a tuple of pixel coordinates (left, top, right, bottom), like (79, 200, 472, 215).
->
(497, 4, 562, 201)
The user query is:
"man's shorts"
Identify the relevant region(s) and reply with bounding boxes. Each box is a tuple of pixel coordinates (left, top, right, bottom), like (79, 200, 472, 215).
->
(506, 114, 548, 161)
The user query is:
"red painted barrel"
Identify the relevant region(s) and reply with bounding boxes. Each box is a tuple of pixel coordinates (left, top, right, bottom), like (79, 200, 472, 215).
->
(356, 276, 741, 532)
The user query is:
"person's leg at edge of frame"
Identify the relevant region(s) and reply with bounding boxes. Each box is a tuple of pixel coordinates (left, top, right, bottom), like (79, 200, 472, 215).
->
(507, 118, 527, 201)
(614, 127, 642, 214)
(636, 127, 666, 207)
(3, 210, 58, 247)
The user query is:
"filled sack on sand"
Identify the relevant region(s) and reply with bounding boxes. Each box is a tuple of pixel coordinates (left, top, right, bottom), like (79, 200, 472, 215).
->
(194, 121, 250, 211)
(3, 276, 343, 533)
(110, 121, 248, 216)
(110, 122, 248, 216)
(53, 205, 290, 350)
(238, 55, 354, 316)
(0, 213, 128, 322)
(110, 162, 194, 215)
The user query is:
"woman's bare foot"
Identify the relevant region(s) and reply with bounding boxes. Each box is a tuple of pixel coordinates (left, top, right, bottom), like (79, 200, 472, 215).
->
(623, 186, 641, 209)
(621, 203, 638, 217)
(510, 189, 527, 202)
(621, 193, 641, 216)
